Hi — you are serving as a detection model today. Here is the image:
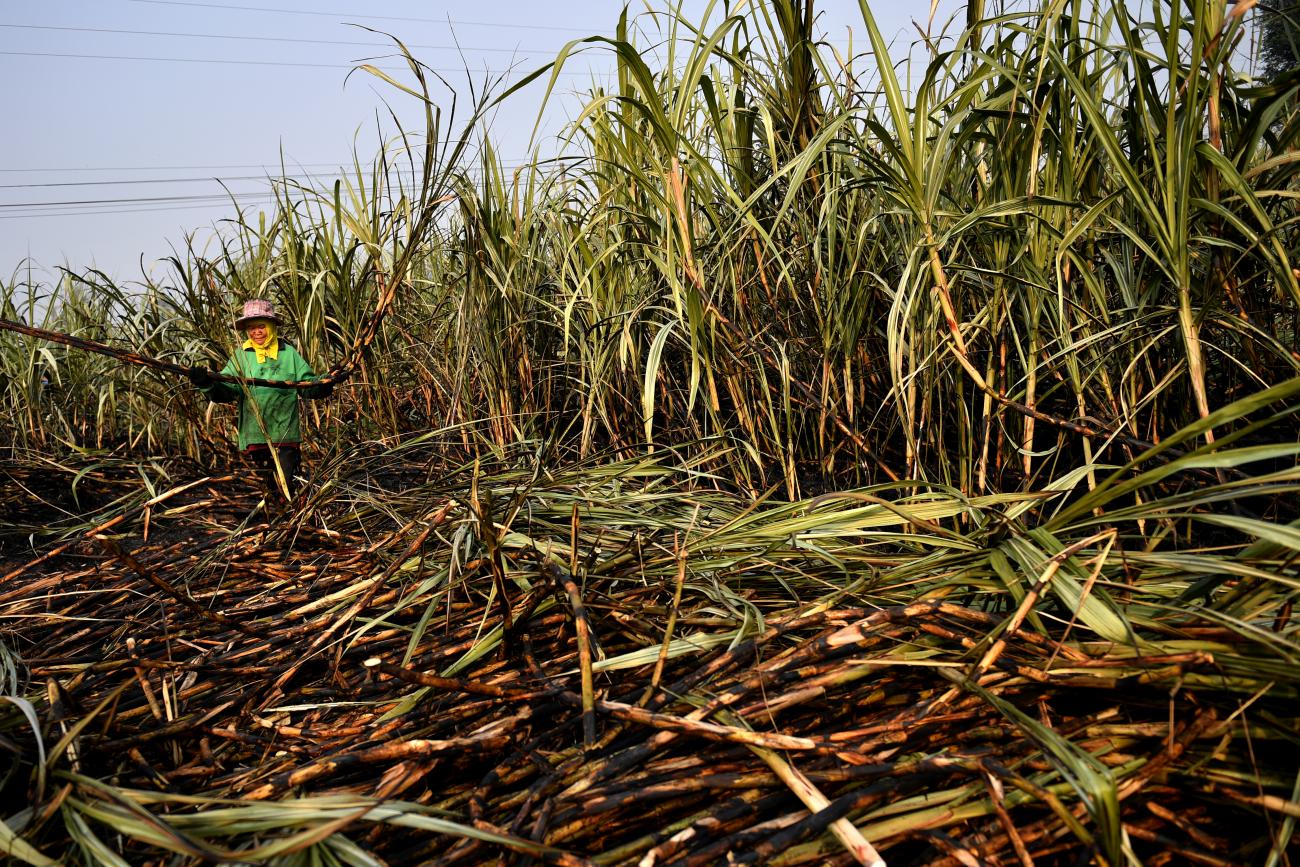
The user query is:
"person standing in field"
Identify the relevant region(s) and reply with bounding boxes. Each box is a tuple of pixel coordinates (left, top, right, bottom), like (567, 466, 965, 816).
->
(188, 298, 336, 501)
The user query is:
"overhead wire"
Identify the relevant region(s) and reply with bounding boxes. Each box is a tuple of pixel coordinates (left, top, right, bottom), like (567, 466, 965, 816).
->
(0, 49, 606, 77)
(125, 0, 594, 32)
(0, 172, 347, 190)
(0, 163, 539, 189)
(0, 200, 282, 220)
(2, 193, 282, 211)
(0, 162, 578, 217)
(0, 157, 563, 173)
(0, 162, 346, 173)
(0, 23, 551, 55)
(0, 49, 398, 70)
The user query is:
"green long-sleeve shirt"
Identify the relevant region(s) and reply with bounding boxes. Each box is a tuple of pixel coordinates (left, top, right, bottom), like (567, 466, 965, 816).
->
(200, 342, 330, 449)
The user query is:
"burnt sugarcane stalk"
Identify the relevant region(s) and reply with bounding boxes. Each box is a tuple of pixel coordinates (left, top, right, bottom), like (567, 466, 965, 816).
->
(547, 560, 597, 747)
(0, 317, 349, 388)
(364, 658, 562, 701)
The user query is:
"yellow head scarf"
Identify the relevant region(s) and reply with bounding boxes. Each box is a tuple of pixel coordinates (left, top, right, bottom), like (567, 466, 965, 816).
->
(242, 322, 280, 364)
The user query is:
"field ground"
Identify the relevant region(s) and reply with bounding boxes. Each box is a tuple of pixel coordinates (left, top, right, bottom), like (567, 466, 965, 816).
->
(2, 444, 1298, 865)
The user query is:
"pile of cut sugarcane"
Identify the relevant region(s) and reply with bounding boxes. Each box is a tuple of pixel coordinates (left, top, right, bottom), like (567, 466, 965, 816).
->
(1, 448, 1297, 866)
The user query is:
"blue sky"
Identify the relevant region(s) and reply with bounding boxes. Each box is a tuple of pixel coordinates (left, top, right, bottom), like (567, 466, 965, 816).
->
(3, 1, 965, 281)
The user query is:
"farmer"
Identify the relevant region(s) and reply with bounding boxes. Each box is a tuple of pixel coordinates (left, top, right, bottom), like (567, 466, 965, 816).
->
(188, 299, 336, 501)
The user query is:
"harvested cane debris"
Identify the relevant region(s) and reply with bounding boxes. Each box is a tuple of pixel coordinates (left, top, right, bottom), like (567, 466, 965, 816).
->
(1, 448, 1297, 866)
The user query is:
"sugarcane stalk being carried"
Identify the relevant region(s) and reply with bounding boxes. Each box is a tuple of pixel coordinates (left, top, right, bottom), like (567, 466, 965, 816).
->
(0, 313, 344, 391)
(0, 261, 407, 390)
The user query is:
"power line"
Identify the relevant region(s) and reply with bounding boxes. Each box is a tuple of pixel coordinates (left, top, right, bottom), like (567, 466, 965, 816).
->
(0, 172, 342, 190)
(0, 49, 480, 74)
(0, 165, 588, 220)
(0, 180, 560, 220)
(0, 23, 550, 55)
(126, 0, 593, 33)
(0, 157, 564, 174)
(0, 199, 282, 220)
(0, 165, 562, 206)
(0, 190, 292, 209)
(0, 49, 602, 76)
(0, 49, 392, 70)
(0, 160, 556, 188)
(0, 162, 345, 173)
(0, 193, 284, 219)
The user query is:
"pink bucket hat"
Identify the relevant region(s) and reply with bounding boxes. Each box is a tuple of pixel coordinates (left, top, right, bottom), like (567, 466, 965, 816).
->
(234, 298, 284, 329)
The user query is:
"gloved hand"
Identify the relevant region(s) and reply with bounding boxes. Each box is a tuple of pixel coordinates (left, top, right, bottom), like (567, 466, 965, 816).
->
(309, 368, 348, 397)
(308, 379, 335, 400)
(188, 365, 217, 388)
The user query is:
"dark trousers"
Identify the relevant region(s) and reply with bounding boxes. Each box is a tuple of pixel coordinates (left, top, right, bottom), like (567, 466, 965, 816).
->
(246, 444, 302, 501)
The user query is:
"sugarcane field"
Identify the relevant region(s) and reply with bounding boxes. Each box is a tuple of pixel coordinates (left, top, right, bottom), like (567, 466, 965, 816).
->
(3, 1, 1300, 864)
